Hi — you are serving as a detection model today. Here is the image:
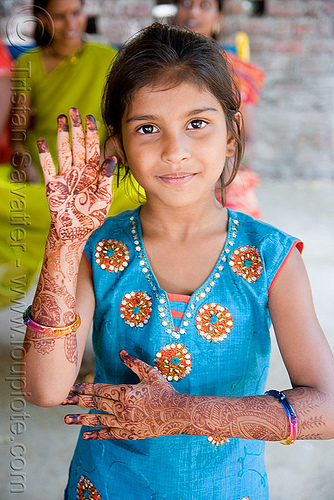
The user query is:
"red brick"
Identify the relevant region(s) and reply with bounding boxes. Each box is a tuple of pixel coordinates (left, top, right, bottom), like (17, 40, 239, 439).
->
(295, 20, 313, 37)
(272, 39, 304, 54)
(267, 0, 302, 17)
(124, 3, 152, 18)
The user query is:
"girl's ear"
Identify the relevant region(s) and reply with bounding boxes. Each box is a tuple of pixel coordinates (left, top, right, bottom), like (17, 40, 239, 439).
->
(112, 137, 127, 166)
(226, 112, 242, 158)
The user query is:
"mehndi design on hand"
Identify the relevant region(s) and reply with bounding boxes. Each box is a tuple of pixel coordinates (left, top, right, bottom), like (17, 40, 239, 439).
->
(38, 108, 115, 242)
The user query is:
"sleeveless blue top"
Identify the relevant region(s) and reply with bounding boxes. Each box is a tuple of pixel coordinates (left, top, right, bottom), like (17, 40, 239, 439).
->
(65, 207, 301, 500)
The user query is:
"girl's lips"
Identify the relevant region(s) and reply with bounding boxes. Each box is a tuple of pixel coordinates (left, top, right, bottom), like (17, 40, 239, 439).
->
(158, 173, 196, 186)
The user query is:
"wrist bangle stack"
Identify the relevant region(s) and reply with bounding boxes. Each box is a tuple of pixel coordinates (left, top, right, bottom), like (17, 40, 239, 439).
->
(265, 390, 298, 445)
(23, 305, 81, 338)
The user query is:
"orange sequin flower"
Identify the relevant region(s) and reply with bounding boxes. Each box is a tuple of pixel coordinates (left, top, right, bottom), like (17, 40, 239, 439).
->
(155, 343, 192, 381)
(229, 245, 263, 283)
(76, 475, 102, 499)
(95, 239, 130, 273)
(208, 436, 229, 447)
(120, 291, 152, 328)
(196, 303, 233, 342)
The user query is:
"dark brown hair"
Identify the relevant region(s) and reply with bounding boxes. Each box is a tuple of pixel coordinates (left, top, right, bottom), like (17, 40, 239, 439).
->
(102, 23, 244, 204)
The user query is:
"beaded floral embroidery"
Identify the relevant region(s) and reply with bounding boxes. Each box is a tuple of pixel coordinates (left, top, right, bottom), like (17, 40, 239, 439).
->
(120, 291, 152, 328)
(208, 436, 229, 447)
(229, 245, 263, 283)
(95, 239, 130, 273)
(129, 213, 240, 339)
(196, 303, 233, 342)
(76, 475, 102, 499)
(154, 343, 192, 381)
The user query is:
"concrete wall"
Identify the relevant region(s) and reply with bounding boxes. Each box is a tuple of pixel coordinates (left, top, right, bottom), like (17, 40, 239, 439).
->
(2, 0, 333, 179)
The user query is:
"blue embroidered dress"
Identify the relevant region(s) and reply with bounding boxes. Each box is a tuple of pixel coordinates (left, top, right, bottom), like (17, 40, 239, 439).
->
(65, 207, 302, 500)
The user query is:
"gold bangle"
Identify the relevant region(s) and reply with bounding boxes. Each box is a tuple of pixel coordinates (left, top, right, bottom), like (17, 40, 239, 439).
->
(23, 306, 81, 338)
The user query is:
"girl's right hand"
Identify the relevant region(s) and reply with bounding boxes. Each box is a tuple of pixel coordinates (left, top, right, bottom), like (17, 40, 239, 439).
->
(38, 108, 115, 243)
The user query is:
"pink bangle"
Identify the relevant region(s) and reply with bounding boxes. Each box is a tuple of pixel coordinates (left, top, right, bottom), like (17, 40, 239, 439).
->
(23, 305, 81, 338)
(265, 390, 298, 445)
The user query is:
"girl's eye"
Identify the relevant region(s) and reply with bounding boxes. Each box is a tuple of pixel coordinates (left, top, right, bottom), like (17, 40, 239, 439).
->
(187, 120, 207, 130)
(138, 125, 158, 134)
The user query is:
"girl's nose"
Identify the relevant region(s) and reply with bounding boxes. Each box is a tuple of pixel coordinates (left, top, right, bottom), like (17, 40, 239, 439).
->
(161, 132, 191, 164)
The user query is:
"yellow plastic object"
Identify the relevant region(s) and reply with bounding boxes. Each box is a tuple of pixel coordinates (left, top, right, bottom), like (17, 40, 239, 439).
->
(234, 32, 250, 62)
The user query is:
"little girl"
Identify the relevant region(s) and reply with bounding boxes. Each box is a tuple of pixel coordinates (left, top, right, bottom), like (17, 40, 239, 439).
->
(21, 23, 334, 500)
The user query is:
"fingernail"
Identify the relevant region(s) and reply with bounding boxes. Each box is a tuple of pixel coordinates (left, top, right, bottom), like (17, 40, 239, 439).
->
(104, 157, 117, 178)
(61, 395, 76, 405)
(64, 414, 79, 424)
(83, 433, 93, 440)
(86, 115, 97, 131)
(69, 108, 81, 126)
(71, 383, 83, 393)
(57, 115, 68, 132)
(37, 138, 48, 154)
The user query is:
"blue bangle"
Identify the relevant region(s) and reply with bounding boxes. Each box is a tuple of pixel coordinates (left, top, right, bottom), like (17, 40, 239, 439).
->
(265, 390, 298, 445)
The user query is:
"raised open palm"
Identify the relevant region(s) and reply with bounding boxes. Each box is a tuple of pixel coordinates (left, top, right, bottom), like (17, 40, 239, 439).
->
(38, 108, 115, 241)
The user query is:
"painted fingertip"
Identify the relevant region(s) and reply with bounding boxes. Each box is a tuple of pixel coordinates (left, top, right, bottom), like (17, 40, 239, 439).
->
(37, 138, 48, 154)
(86, 115, 97, 131)
(119, 350, 133, 363)
(103, 157, 117, 178)
(69, 107, 81, 126)
(61, 395, 76, 405)
(83, 433, 94, 440)
(64, 414, 78, 424)
(57, 115, 69, 132)
(71, 383, 83, 393)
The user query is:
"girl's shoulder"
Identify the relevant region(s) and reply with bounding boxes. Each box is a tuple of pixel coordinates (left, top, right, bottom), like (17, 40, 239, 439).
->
(229, 209, 303, 284)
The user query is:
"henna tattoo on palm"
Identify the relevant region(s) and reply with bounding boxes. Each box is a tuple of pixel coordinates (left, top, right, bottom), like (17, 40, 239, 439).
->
(38, 109, 114, 243)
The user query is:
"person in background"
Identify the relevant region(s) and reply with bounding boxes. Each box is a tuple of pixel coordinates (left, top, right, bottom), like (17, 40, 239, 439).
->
(0, 37, 13, 163)
(174, 0, 264, 218)
(10, 0, 117, 184)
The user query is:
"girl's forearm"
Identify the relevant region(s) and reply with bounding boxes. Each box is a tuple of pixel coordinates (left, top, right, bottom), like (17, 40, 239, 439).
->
(30, 230, 84, 325)
(179, 387, 332, 441)
(22, 231, 86, 406)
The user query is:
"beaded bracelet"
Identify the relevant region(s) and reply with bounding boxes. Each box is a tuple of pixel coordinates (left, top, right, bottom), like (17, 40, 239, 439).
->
(265, 390, 298, 445)
(23, 305, 81, 338)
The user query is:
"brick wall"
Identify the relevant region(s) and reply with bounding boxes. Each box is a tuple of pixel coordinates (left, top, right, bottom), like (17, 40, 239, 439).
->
(220, 0, 334, 179)
(2, 0, 333, 179)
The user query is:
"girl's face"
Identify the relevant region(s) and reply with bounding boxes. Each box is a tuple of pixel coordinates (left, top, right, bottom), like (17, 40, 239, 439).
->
(118, 81, 236, 209)
(45, 0, 86, 47)
(175, 0, 222, 38)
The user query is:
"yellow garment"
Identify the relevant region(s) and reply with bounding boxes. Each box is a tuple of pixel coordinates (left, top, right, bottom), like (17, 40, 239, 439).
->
(0, 165, 143, 308)
(14, 43, 117, 171)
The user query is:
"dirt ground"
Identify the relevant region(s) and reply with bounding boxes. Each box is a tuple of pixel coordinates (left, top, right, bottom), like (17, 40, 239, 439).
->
(0, 178, 333, 499)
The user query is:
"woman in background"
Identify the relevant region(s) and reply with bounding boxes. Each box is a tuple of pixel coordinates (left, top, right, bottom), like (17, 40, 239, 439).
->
(11, 0, 118, 183)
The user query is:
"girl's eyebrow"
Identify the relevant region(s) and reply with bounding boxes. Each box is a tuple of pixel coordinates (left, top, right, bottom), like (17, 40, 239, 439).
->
(126, 107, 219, 123)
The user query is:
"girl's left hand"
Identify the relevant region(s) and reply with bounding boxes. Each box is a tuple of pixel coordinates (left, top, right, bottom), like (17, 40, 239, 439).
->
(62, 351, 189, 440)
